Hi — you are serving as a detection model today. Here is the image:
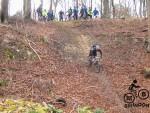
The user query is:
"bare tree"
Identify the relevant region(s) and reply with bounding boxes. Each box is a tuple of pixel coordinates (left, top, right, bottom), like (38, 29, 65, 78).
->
(111, 0, 115, 18)
(81, 0, 87, 6)
(146, 0, 150, 52)
(1, 0, 9, 23)
(100, 0, 103, 18)
(103, 0, 109, 18)
(139, 0, 143, 17)
(133, 0, 138, 17)
(23, 0, 31, 19)
(143, 0, 147, 17)
(53, 0, 61, 14)
(90, 0, 92, 10)
(76, 0, 78, 10)
(64, 0, 66, 12)
(50, 0, 53, 11)
(41, 0, 43, 6)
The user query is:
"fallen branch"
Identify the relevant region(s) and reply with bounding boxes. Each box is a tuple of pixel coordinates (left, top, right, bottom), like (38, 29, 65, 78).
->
(25, 38, 41, 61)
(0, 24, 12, 28)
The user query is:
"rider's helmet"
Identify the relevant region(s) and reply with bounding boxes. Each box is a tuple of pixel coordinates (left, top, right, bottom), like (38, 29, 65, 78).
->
(133, 79, 137, 83)
(92, 44, 96, 48)
(92, 45, 96, 50)
(92, 43, 100, 50)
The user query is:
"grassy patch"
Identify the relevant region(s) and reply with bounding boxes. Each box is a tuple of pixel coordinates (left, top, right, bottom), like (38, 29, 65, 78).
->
(77, 106, 105, 113)
(4, 48, 15, 59)
(0, 79, 9, 87)
(0, 99, 63, 113)
(142, 68, 150, 78)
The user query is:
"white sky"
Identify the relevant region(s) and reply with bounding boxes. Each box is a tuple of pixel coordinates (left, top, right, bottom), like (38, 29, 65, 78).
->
(8, 0, 118, 16)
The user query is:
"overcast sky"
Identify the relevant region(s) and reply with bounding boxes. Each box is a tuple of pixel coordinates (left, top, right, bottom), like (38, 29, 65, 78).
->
(8, 0, 121, 15)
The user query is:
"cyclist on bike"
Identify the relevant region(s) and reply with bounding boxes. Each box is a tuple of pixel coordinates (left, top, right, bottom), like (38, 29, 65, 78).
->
(89, 44, 102, 58)
(128, 80, 140, 92)
(88, 44, 102, 65)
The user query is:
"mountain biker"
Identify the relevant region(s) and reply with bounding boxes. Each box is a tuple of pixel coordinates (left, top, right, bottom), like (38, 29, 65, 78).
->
(59, 10, 64, 21)
(88, 44, 102, 65)
(37, 5, 42, 21)
(128, 80, 140, 92)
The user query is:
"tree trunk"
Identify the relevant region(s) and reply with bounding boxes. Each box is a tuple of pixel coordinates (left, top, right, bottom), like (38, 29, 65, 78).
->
(53, 0, 60, 15)
(143, 0, 147, 18)
(139, 0, 142, 18)
(76, 0, 78, 10)
(50, 0, 53, 11)
(23, 0, 31, 19)
(111, 0, 115, 18)
(1, 0, 9, 23)
(146, 0, 150, 52)
(0, 0, 1, 23)
(103, 0, 109, 18)
(133, 0, 138, 17)
(81, 0, 86, 6)
(41, 0, 43, 6)
(100, 0, 103, 18)
(90, 0, 92, 10)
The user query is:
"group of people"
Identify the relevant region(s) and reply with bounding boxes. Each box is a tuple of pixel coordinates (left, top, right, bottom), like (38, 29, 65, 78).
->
(36, 5, 99, 22)
(59, 6, 99, 21)
(36, 5, 54, 21)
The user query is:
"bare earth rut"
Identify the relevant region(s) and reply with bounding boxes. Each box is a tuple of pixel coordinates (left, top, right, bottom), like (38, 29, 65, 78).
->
(53, 22, 139, 113)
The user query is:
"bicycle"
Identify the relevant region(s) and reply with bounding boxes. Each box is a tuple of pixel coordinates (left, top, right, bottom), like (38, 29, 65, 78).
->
(87, 56, 103, 73)
(124, 88, 149, 103)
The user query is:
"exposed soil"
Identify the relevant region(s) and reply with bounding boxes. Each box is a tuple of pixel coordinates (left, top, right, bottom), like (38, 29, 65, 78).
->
(0, 19, 150, 113)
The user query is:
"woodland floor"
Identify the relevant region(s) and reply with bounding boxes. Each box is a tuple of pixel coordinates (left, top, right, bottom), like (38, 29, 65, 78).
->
(0, 18, 150, 113)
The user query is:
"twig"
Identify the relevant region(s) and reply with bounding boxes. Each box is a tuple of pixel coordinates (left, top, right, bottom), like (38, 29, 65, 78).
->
(85, 86, 99, 90)
(25, 38, 41, 61)
(29, 40, 36, 45)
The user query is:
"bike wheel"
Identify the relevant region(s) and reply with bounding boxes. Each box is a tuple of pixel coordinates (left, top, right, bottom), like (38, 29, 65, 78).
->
(124, 93, 135, 103)
(87, 59, 92, 68)
(94, 62, 100, 73)
(138, 89, 149, 100)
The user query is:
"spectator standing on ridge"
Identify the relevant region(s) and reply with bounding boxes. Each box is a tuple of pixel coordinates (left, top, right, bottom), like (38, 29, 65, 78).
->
(73, 7, 78, 20)
(93, 8, 99, 18)
(47, 10, 54, 21)
(37, 4, 42, 21)
(59, 10, 64, 21)
(88, 7, 92, 19)
(80, 6, 84, 19)
(84, 6, 88, 19)
(42, 9, 48, 21)
(68, 7, 72, 20)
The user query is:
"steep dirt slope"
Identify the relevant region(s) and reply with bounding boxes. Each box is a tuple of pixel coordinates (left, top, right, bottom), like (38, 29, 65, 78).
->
(52, 19, 150, 113)
(76, 19, 150, 113)
(0, 19, 149, 113)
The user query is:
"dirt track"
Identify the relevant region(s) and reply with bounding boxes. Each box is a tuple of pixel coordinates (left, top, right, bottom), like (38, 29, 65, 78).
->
(0, 19, 150, 113)
(46, 20, 150, 113)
